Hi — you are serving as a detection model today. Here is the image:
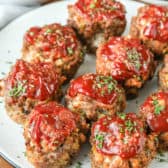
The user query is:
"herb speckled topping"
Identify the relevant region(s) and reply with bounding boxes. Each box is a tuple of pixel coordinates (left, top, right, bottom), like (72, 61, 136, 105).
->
(68, 73, 124, 104)
(92, 113, 146, 159)
(74, 0, 126, 22)
(140, 91, 168, 132)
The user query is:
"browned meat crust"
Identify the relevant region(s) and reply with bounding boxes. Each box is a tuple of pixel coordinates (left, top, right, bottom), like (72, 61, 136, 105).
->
(65, 74, 126, 132)
(3, 60, 62, 124)
(90, 133, 158, 168)
(24, 102, 86, 168)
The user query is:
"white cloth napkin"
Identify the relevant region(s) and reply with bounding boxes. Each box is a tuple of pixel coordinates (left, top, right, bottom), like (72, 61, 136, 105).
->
(0, 0, 43, 29)
(0, 5, 34, 29)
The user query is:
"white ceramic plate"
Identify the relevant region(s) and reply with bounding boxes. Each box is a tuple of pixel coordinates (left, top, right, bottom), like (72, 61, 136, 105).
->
(139, 0, 168, 5)
(0, 0, 168, 167)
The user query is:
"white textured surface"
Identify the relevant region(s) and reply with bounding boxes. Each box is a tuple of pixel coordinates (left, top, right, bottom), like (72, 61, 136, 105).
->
(0, 0, 167, 168)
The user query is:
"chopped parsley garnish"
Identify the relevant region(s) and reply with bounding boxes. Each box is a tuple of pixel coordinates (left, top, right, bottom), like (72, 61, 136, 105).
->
(90, 3, 95, 9)
(90, 0, 97, 9)
(67, 47, 74, 55)
(95, 134, 104, 149)
(76, 162, 82, 168)
(117, 112, 126, 120)
(127, 48, 141, 70)
(152, 98, 165, 115)
(125, 120, 136, 132)
(80, 51, 84, 58)
(45, 28, 52, 34)
(110, 6, 117, 11)
(94, 75, 119, 95)
(9, 80, 26, 97)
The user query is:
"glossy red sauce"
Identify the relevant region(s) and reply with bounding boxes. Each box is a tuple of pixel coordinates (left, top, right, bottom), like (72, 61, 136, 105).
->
(6, 60, 60, 101)
(74, 0, 125, 22)
(99, 37, 153, 81)
(92, 113, 146, 158)
(28, 102, 76, 146)
(24, 27, 41, 45)
(139, 5, 168, 42)
(140, 91, 168, 132)
(24, 23, 79, 59)
(68, 74, 122, 104)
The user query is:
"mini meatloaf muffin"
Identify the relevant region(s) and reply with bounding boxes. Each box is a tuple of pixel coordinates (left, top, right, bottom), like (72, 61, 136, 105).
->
(66, 74, 126, 124)
(68, 0, 126, 52)
(22, 23, 84, 81)
(159, 54, 168, 91)
(24, 102, 85, 168)
(140, 91, 168, 150)
(130, 5, 168, 56)
(90, 113, 158, 168)
(3, 60, 62, 124)
(96, 36, 155, 98)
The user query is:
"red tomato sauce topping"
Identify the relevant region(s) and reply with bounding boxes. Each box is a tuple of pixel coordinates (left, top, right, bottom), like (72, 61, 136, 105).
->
(139, 5, 168, 42)
(140, 91, 168, 132)
(6, 60, 60, 101)
(68, 74, 123, 104)
(74, 0, 126, 22)
(28, 102, 76, 147)
(92, 113, 146, 158)
(24, 23, 79, 59)
(99, 37, 153, 81)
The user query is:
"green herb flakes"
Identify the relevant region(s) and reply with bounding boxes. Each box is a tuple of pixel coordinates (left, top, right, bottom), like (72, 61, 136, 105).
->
(117, 112, 126, 120)
(45, 29, 52, 34)
(125, 120, 135, 132)
(90, 3, 95, 9)
(152, 98, 165, 115)
(127, 48, 141, 70)
(76, 162, 82, 168)
(9, 80, 26, 97)
(94, 75, 119, 95)
(67, 47, 74, 55)
(95, 134, 104, 149)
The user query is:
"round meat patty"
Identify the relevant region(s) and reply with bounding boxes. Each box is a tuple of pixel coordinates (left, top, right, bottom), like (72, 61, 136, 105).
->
(24, 102, 86, 168)
(22, 23, 84, 81)
(66, 74, 126, 128)
(140, 91, 168, 150)
(68, 0, 126, 52)
(96, 36, 155, 98)
(90, 113, 158, 168)
(3, 59, 62, 124)
(130, 5, 168, 56)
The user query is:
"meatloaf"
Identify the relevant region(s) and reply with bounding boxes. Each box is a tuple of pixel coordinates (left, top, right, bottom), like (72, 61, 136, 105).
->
(68, 0, 126, 52)
(24, 101, 86, 168)
(96, 36, 156, 98)
(22, 23, 84, 82)
(90, 113, 158, 168)
(130, 5, 168, 56)
(65, 73, 126, 130)
(139, 91, 168, 150)
(2, 60, 62, 124)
